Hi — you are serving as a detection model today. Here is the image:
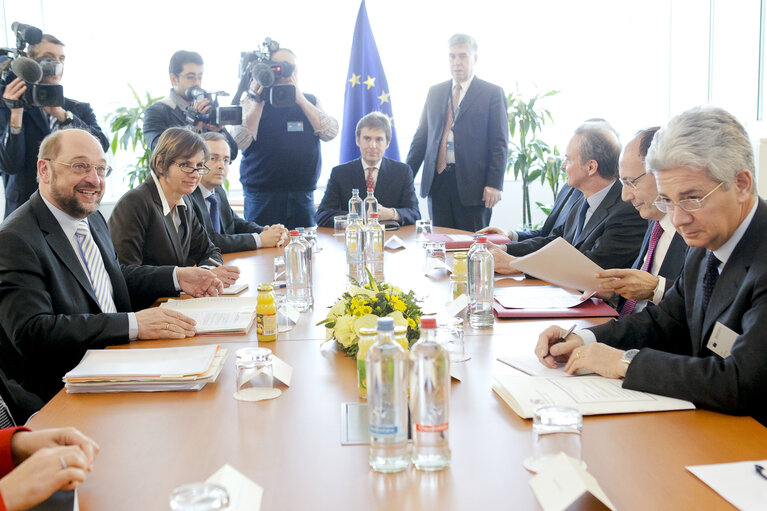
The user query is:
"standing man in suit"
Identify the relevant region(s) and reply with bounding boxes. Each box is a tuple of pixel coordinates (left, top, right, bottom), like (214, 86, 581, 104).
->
(316, 112, 420, 227)
(536, 106, 767, 425)
(0, 34, 109, 217)
(0, 129, 222, 402)
(189, 132, 287, 253)
(492, 120, 647, 273)
(143, 50, 238, 161)
(593, 127, 687, 316)
(406, 34, 508, 231)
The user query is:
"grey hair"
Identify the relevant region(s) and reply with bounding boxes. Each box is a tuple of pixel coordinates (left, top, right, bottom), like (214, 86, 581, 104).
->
(448, 33, 477, 53)
(573, 121, 622, 179)
(355, 112, 392, 142)
(646, 106, 755, 195)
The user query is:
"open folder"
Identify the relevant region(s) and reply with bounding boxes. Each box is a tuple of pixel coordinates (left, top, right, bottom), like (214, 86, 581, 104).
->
(423, 232, 511, 250)
(160, 297, 258, 334)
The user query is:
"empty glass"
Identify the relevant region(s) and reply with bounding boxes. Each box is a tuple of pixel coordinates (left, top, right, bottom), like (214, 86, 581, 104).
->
(415, 219, 433, 246)
(302, 226, 321, 252)
(334, 215, 348, 236)
(235, 347, 274, 392)
(169, 483, 230, 510)
(438, 317, 468, 362)
(423, 241, 447, 274)
(523, 406, 583, 473)
(273, 256, 285, 282)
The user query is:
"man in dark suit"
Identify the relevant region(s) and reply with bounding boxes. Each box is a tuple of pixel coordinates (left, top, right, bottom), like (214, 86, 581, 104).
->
(406, 33, 508, 231)
(189, 132, 287, 253)
(0, 34, 109, 217)
(536, 106, 767, 425)
(143, 50, 238, 161)
(317, 112, 420, 227)
(592, 127, 687, 316)
(492, 120, 647, 273)
(0, 129, 222, 403)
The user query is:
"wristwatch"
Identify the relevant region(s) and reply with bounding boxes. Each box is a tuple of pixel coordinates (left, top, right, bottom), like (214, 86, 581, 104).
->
(621, 349, 639, 370)
(60, 110, 74, 125)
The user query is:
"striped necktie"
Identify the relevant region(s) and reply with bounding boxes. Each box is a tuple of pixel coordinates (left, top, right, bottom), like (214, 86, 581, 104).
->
(619, 221, 664, 318)
(75, 221, 117, 313)
(0, 396, 14, 428)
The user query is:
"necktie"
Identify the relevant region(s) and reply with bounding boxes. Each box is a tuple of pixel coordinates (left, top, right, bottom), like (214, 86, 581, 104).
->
(573, 201, 589, 244)
(701, 251, 721, 311)
(365, 167, 376, 190)
(436, 83, 462, 174)
(206, 194, 221, 234)
(75, 221, 117, 313)
(0, 396, 14, 428)
(619, 222, 664, 318)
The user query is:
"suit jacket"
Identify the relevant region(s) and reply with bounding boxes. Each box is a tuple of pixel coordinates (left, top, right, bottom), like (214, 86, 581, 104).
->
(143, 98, 238, 161)
(406, 77, 509, 206)
(109, 178, 222, 267)
(0, 98, 109, 217)
(189, 186, 264, 253)
(589, 199, 767, 425)
(0, 192, 176, 401)
(315, 158, 421, 227)
(516, 184, 583, 241)
(505, 180, 647, 270)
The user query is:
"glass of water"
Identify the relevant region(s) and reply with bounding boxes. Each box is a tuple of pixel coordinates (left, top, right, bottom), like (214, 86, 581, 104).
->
(523, 406, 583, 473)
(415, 219, 433, 246)
(334, 215, 348, 236)
(169, 483, 230, 510)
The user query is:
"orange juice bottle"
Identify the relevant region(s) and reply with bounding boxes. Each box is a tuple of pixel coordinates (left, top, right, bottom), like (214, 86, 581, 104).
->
(256, 283, 277, 342)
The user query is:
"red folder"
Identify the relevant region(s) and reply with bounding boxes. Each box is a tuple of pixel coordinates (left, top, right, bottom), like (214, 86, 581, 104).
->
(424, 233, 511, 250)
(492, 298, 618, 319)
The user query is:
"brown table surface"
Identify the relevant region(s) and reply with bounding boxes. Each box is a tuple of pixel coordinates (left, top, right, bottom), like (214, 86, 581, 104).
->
(28, 227, 767, 510)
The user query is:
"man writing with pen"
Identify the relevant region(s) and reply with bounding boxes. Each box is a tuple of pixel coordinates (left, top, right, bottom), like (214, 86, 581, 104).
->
(534, 106, 767, 426)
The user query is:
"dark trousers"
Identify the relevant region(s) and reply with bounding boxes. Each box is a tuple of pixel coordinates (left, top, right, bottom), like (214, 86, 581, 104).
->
(427, 165, 492, 232)
(244, 189, 316, 229)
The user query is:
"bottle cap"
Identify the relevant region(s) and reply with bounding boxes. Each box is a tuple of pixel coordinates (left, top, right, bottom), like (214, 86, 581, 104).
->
(349, 213, 359, 219)
(476, 236, 487, 243)
(377, 317, 394, 331)
(367, 187, 374, 193)
(420, 317, 437, 329)
(289, 230, 299, 236)
(352, 188, 359, 193)
(369, 212, 378, 219)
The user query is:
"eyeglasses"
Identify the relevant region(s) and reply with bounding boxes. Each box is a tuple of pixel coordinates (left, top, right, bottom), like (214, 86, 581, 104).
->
(178, 73, 202, 81)
(207, 155, 231, 166)
(619, 172, 649, 190)
(653, 182, 724, 213)
(173, 161, 210, 175)
(44, 159, 112, 177)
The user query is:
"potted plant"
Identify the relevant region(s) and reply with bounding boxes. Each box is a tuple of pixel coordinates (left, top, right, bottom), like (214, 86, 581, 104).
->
(106, 85, 162, 189)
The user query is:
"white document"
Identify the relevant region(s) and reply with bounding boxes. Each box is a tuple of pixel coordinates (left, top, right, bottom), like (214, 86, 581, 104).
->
(221, 282, 249, 295)
(492, 374, 695, 419)
(384, 234, 406, 249)
(207, 464, 264, 511)
(161, 297, 258, 334)
(494, 285, 587, 309)
(509, 237, 604, 292)
(530, 453, 616, 511)
(686, 459, 767, 511)
(64, 345, 218, 379)
(497, 354, 594, 378)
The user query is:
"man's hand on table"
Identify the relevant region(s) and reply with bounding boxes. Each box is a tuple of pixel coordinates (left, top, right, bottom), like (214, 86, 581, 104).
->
(212, 265, 240, 287)
(535, 325, 626, 378)
(135, 308, 196, 339)
(488, 244, 521, 275)
(177, 267, 223, 296)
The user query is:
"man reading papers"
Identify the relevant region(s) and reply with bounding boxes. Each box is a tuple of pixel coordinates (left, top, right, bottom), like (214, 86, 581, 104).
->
(0, 129, 222, 404)
(535, 106, 767, 426)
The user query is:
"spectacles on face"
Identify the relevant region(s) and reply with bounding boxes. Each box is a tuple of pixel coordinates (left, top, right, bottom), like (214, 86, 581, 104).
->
(178, 73, 202, 81)
(172, 161, 210, 175)
(653, 182, 724, 213)
(44, 159, 112, 177)
(207, 155, 230, 166)
(619, 172, 649, 190)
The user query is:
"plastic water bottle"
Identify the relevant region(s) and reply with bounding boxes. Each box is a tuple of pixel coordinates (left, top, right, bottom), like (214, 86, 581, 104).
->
(410, 317, 451, 471)
(467, 236, 494, 328)
(284, 230, 312, 312)
(365, 212, 385, 282)
(348, 188, 363, 218)
(345, 213, 366, 285)
(363, 187, 379, 224)
(366, 317, 409, 473)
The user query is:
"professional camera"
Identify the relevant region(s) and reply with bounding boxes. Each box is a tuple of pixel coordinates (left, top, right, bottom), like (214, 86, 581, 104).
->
(0, 22, 64, 108)
(184, 86, 242, 126)
(232, 37, 296, 108)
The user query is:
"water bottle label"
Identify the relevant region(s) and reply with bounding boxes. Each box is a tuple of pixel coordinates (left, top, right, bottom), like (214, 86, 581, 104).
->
(415, 422, 448, 433)
(257, 312, 277, 337)
(369, 424, 398, 435)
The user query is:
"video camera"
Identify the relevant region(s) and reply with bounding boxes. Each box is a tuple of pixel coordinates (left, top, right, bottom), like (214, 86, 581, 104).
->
(0, 22, 64, 108)
(184, 86, 242, 126)
(232, 37, 296, 108)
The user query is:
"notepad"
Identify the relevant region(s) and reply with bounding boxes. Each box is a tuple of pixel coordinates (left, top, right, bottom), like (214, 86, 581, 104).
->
(161, 297, 258, 334)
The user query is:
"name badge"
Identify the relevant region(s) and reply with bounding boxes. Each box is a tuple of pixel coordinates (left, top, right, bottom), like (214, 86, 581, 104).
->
(446, 140, 454, 151)
(287, 121, 304, 132)
(707, 321, 738, 358)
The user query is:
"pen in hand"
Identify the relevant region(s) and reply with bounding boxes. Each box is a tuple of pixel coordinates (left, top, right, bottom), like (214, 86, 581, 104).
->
(546, 324, 576, 363)
(756, 464, 767, 480)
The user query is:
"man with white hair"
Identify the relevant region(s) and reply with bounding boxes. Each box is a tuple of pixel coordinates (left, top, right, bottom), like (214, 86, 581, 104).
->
(534, 106, 767, 425)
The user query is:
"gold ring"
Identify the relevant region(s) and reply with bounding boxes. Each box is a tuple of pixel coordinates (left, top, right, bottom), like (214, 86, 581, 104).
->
(576, 351, 582, 360)
(166, 323, 171, 330)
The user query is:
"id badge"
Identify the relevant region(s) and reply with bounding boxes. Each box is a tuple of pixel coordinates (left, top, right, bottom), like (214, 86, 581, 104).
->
(287, 121, 304, 132)
(707, 321, 738, 358)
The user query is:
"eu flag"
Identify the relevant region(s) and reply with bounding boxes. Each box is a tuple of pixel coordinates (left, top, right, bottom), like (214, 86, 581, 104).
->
(340, 0, 400, 163)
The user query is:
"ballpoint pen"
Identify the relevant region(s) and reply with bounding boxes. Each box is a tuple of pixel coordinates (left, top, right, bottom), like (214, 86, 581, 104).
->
(756, 464, 767, 480)
(547, 324, 576, 362)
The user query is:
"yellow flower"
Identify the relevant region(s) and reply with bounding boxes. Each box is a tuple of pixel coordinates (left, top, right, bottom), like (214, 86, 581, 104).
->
(407, 317, 416, 329)
(390, 296, 407, 312)
(334, 314, 357, 348)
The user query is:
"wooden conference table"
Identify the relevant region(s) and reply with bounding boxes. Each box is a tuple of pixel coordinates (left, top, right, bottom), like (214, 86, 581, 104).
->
(28, 227, 767, 510)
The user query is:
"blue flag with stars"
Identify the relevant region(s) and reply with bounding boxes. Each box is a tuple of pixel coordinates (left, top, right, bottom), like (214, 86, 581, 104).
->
(340, 0, 400, 163)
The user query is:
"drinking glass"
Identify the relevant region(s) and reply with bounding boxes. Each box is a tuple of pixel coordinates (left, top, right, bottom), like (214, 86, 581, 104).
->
(334, 215, 348, 236)
(235, 347, 274, 392)
(438, 317, 468, 362)
(423, 241, 447, 274)
(523, 406, 583, 473)
(415, 219, 433, 246)
(169, 483, 230, 510)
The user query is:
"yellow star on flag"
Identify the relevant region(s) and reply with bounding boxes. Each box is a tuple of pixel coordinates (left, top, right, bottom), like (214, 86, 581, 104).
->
(348, 73, 361, 87)
(378, 90, 390, 105)
(363, 75, 376, 90)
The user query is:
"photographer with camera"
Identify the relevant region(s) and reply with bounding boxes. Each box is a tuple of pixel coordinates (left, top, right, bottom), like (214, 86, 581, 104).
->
(231, 42, 338, 229)
(0, 33, 109, 218)
(143, 50, 238, 162)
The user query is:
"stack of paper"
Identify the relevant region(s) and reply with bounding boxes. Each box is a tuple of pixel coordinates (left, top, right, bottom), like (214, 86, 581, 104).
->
(64, 345, 227, 393)
(161, 297, 258, 334)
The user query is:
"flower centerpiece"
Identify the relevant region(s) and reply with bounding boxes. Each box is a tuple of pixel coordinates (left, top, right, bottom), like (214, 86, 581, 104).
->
(318, 272, 423, 357)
